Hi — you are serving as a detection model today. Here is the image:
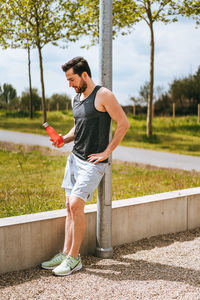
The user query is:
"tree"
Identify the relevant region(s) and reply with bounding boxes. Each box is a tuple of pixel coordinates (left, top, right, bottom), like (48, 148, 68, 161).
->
(130, 81, 164, 106)
(2, 0, 86, 123)
(138, 81, 150, 105)
(178, 0, 200, 24)
(0, 83, 18, 109)
(1, 1, 39, 118)
(27, 44, 34, 119)
(1, 0, 139, 121)
(0, 1, 13, 47)
(0, 85, 6, 109)
(49, 93, 72, 111)
(1, 84, 17, 104)
(131, 0, 178, 137)
(77, 0, 178, 137)
(169, 66, 200, 108)
(0, 24, 35, 118)
(20, 88, 41, 112)
(130, 81, 149, 107)
(152, 66, 200, 116)
(154, 93, 171, 116)
(78, 0, 138, 46)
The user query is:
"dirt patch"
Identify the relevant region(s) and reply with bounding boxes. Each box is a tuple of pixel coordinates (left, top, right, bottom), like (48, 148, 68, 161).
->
(0, 141, 68, 156)
(112, 159, 166, 170)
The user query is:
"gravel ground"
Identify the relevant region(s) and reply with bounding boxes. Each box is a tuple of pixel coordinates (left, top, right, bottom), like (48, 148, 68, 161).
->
(1, 228, 200, 300)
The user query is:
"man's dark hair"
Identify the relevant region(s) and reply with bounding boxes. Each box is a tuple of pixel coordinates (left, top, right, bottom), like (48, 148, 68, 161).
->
(61, 56, 92, 78)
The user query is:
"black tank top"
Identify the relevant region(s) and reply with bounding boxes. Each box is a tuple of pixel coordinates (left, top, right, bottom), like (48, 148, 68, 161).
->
(72, 85, 111, 163)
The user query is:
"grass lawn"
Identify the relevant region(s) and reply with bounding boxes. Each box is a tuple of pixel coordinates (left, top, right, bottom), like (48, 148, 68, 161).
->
(1, 110, 200, 156)
(1, 144, 200, 218)
(121, 115, 200, 156)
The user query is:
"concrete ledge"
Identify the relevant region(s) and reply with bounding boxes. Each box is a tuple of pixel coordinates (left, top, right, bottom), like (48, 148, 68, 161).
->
(0, 187, 200, 274)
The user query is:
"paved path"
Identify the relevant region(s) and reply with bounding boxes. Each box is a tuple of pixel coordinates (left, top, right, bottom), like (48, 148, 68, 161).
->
(0, 129, 200, 171)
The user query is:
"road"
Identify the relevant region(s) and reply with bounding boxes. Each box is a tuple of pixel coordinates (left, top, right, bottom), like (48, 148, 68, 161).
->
(0, 129, 200, 171)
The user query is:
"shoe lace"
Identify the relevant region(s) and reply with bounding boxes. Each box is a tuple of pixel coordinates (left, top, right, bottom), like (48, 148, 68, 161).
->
(53, 253, 64, 263)
(65, 256, 79, 268)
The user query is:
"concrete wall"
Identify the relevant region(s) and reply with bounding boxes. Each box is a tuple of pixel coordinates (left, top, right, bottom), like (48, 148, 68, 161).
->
(0, 187, 200, 274)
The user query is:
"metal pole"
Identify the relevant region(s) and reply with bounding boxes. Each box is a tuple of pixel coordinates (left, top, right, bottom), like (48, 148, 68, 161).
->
(95, 0, 113, 258)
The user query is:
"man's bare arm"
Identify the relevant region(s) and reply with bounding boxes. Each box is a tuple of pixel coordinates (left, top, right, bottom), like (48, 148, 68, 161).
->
(88, 89, 130, 164)
(63, 126, 75, 144)
(52, 126, 75, 147)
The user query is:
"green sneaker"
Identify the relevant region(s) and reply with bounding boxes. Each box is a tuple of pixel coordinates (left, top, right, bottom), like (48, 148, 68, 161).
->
(52, 255, 82, 276)
(41, 252, 67, 270)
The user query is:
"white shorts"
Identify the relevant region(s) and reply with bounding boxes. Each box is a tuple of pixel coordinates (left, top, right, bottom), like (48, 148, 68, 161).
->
(61, 152, 108, 202)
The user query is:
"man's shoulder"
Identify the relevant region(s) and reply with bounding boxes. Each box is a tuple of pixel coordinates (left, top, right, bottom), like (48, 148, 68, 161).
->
(97, 86, 113, 100)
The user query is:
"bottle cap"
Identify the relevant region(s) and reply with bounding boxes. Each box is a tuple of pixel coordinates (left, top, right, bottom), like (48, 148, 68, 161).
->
(42, 122, 49, 128)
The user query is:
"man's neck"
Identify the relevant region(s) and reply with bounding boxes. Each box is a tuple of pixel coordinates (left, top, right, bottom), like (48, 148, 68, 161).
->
(81, 80, 96, 100)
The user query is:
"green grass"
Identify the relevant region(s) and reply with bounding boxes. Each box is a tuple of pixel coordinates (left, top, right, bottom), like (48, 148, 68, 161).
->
(1, 145, 200, 218)
(118, 115, 200, 156)
(1, 111, 200, 156)
(0, 110, 74, 135)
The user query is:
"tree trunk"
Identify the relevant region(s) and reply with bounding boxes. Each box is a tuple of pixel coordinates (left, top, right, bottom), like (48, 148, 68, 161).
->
(37, 44, 46, 123)
(27, 46, 33, 119)
(146, 7, 154, 137)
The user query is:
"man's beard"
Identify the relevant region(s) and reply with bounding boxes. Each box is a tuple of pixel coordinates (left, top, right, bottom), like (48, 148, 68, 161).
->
(76, 78, 87, 93)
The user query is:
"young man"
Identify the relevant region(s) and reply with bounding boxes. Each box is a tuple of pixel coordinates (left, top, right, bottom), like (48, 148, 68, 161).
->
(41, 56, 130, 276)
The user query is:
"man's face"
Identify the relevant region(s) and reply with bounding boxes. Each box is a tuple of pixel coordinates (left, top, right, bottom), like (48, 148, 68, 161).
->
(65, 68, 87, 93)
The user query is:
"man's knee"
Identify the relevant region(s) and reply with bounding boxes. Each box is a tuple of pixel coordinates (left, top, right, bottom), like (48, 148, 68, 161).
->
(66, 197, 71, 215)
(69, 195, 85, 216)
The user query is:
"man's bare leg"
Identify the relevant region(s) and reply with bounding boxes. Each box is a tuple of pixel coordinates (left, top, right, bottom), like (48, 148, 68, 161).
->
(68, 194, 86, 258)
(41, 198, 72, 269)
(52, 194, 85, 275)
(63, 197, 73, 254)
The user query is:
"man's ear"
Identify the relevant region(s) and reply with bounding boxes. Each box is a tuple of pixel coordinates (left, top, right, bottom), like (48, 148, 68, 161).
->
(82, 71, 88, 80)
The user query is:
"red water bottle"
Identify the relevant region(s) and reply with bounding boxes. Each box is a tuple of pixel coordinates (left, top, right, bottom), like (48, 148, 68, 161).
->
(43, 122, 64, 148)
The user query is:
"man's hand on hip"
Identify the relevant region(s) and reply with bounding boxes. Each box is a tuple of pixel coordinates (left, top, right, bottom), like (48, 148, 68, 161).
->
(87, 151, 109, 164)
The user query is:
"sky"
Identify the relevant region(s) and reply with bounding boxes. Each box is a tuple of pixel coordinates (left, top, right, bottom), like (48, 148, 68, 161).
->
(0, 17, 200, 106)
